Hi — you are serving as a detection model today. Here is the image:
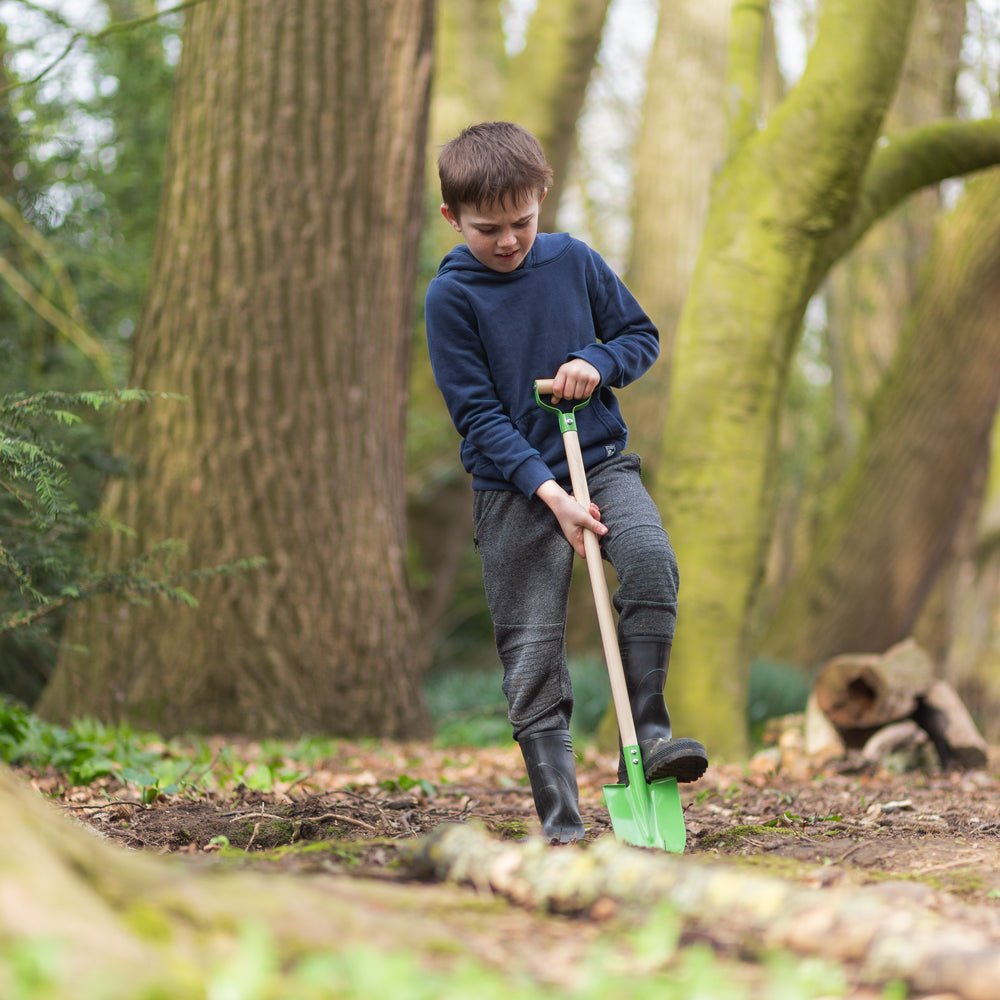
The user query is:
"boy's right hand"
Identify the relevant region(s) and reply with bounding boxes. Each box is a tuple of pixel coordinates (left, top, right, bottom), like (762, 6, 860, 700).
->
(535, 480, 607, 558)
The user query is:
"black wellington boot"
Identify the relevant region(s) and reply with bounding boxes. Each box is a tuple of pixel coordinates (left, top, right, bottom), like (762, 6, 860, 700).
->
(518, 729, 586, 844)
(617, 637, 709, 785)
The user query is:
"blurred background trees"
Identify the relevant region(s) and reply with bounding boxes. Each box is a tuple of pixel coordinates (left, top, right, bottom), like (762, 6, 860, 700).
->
(2, 0, 1000, 752)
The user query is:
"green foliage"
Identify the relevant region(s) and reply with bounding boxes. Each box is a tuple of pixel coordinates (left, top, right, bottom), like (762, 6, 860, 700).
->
(747, 659, 812, 743)
(0, 906, 853, 1000)
(378, 773, 438, 798)
(1, 4, 179, 699)
(424, 656, 610, 747)
(427, 656, 808, 749)
(0, 699, 342, 800)
(0, 386, 265, 702)
(0, 693, 163, 786)
(424, 665, 510, 747)
(1, 387, 228, 619)
(3, 0, 178, 361)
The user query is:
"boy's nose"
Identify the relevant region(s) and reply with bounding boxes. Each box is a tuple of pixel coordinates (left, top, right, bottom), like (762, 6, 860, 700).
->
(497, 230, 517, 248)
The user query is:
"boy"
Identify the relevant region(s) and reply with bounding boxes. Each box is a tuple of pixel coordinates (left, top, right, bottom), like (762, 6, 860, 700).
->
(424, 121, 707, 844)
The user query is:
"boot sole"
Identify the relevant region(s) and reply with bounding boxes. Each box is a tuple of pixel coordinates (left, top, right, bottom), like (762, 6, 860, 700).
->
(643, 738, 709, 784)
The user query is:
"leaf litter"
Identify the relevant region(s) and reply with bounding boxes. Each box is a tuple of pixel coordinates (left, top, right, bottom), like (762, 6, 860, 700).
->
(16, 734, 1000, 998)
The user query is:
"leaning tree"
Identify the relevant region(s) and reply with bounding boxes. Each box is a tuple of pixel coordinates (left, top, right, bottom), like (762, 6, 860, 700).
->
(655, 0, 1000, 756)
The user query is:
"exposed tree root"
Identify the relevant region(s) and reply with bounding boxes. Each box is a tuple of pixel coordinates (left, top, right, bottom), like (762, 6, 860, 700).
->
(404, 821, 1000, 1000)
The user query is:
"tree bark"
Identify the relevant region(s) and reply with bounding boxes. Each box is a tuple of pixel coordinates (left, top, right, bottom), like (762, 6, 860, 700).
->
(763, 0, 966, 610)
(43, 1, 434, 737)
(826, 0, 965, 420)
(406, 0, 508, 641)
(943, 458, 1000, 740)
(502, 0, 611, 234)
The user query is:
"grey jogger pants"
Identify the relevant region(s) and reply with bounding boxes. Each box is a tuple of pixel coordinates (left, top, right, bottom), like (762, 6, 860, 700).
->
(473, 452, 679, 740)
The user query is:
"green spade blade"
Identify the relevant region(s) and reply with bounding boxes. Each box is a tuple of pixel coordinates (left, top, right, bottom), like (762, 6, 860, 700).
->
(602, 745, 686, 852)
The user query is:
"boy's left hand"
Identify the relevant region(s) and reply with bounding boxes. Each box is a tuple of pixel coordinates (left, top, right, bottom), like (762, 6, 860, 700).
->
(550, 359, 600, 402)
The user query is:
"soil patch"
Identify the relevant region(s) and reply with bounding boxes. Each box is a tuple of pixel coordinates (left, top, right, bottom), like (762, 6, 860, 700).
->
(30, 739, 1000, 909)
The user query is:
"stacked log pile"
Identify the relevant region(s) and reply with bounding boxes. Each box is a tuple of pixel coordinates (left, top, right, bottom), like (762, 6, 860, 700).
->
(803, 638, 989, 772)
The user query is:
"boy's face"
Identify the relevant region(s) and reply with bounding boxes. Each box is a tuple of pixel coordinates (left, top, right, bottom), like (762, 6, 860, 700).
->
(441, 190, 546, 273)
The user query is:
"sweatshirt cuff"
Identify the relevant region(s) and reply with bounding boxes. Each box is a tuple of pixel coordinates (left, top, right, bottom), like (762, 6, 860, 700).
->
(511, 456, 556, 498)
(569, 345, 618, 387)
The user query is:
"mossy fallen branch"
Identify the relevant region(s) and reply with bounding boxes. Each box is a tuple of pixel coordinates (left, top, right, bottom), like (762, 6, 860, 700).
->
(403, 822, 1000, 1000)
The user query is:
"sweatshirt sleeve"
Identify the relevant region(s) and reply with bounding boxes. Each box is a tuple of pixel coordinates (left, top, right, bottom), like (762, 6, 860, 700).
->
(424, 278, 554, 496)
(568, 246, 659, 388)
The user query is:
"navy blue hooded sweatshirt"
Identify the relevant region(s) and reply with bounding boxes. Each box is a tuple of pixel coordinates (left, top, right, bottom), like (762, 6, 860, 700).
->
(424, 232, 659, 497)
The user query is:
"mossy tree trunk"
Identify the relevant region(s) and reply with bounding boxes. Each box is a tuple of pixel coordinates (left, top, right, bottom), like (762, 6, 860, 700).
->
(766, 0, 966, 605)
(655, 0, 1000, 757)
(762, 0, 969, 638)
(762, 171, 1000, 669)
(42, 0, 434, 737)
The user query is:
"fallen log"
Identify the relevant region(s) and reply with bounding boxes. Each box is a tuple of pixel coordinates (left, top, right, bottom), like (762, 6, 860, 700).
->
(405, 823, 1000, 1000)
(915, 680, 989, 769)
(811, 639, 989, 771)
(814, 638, 933, 731)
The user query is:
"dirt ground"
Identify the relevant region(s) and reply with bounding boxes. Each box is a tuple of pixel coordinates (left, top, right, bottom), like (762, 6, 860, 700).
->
(17, 733, 1000, 999)
(32, 737, 1000, 911)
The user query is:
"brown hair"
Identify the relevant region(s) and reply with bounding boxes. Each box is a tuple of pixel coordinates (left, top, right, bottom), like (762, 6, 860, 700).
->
(438, 122, 552, 216)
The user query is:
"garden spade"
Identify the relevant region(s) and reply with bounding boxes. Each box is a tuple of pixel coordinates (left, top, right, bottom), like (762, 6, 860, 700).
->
(534, 379, 686, 853)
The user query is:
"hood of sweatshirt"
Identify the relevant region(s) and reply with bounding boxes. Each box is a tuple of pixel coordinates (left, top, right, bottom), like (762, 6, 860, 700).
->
(435, 231, 574, 280)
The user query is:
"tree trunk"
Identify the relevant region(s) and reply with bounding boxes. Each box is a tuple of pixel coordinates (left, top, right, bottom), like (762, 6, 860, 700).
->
(502, 0, 611, 234)
(43, 1, 434, 737)
(764, 0, 966, 609)
(654, 0, 920, 757)
(826, 0, 965, 423)
(617, 0, 732, 474)
(406, 0, 508, 642)
(762, 171, 1000, 669)
(939, 431, 1000, 739)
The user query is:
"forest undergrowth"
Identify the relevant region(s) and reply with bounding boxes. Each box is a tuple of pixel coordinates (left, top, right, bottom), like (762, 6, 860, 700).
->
(3, 692, 1000, 1000)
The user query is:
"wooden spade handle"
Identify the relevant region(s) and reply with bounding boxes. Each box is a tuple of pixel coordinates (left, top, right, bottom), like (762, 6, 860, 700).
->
(559, 423, 638, 748)
(534, 378, 556, 396)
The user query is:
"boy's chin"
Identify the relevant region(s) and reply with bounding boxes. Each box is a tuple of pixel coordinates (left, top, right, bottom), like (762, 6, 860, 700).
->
(483, 250, 525, 272)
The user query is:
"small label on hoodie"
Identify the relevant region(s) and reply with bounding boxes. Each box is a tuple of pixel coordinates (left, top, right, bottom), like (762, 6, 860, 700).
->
(605, 445, 616, 458)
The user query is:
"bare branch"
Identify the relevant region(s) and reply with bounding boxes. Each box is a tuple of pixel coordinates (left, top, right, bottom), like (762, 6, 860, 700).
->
(0, 254, 111, 376)
(0, 0, 207, 97)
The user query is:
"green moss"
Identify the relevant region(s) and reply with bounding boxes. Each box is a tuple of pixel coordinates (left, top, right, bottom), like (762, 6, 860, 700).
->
(699, 824, 796, 850)
(862, 865, 988, 898)
(124, 902, 174, 943)
(490, 818, 530, 840)
(253, 837, 381, 866)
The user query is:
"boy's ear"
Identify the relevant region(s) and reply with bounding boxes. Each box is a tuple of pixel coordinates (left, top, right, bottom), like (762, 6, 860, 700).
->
(440, 203, 462, 232)
(539, 187, 548, 204)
